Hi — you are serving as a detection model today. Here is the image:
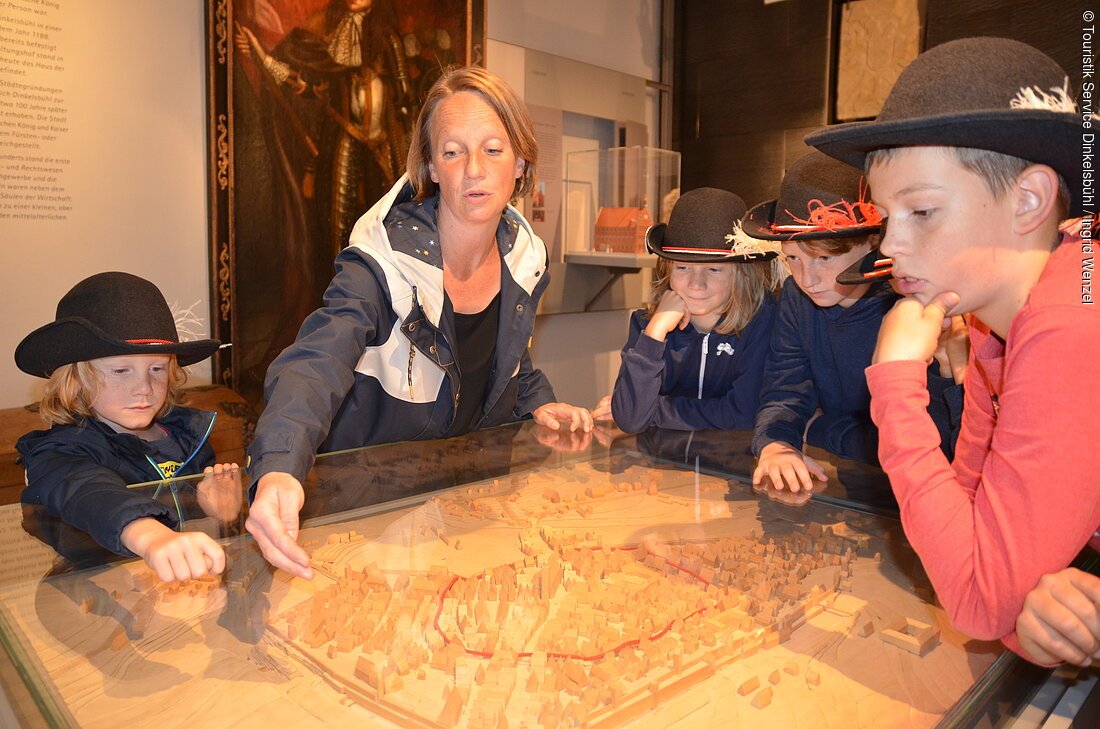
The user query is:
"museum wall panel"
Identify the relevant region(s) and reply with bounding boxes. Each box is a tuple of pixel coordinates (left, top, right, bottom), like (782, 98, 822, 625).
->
(0, 0, 211, 409)
(923, 0, 1082, 77)
(673, 0, 832, 207)
(674, 0, 1087, 210)
(1, 2, 662, 412)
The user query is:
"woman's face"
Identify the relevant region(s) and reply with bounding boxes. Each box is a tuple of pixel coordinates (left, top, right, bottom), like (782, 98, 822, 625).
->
(428, 91, 525, 230)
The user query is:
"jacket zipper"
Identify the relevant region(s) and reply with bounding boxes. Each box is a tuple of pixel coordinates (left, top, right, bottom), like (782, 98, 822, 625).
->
(698, 334, 710, 399)
(144, 411, 218, 481)
(146, 412, 218, 529)
(405, 286, 459, 409)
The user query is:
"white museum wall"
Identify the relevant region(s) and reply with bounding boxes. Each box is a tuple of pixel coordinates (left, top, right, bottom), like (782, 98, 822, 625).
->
(529, 308, 632, 410)
(487, 0, 661, 81)
(0, 1, 658, 411)
(487, 1, 661, 408)
(1, 0, 210, 409)
(490, 36, 637, 409)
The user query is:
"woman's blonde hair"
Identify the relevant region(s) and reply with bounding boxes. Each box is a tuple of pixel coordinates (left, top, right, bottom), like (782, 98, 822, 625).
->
(647, 257, 786, 335)
(406, 66, 538, 202)
(37, 356, 187, 426)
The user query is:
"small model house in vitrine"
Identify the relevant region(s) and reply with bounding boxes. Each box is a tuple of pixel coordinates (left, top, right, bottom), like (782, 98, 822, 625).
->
(565, 146, 680, 264)
(594, 206, 653, 253)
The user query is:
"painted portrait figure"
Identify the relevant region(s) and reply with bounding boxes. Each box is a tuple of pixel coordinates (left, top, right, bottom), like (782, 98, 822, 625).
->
(227, 0, 476, 405)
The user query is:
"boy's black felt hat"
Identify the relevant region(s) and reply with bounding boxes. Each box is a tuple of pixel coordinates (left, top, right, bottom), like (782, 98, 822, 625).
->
(646, 187, 779, 262)
(16, 272, 220, 378)
(806, 37, 1084, 215)
(741, 151, 882, 241)
(836, 250, 893, 285)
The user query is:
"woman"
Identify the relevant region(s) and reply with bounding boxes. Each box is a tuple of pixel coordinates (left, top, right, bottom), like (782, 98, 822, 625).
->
(246, 67, 592, 579)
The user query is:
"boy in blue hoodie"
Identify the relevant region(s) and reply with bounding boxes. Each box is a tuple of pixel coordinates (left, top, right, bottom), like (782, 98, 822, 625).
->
(747, 151, 963, 497)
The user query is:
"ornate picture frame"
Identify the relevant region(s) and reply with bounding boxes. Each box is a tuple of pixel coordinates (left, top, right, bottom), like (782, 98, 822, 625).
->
(205, 0, 486, 406)
(830, 0, 922, 123)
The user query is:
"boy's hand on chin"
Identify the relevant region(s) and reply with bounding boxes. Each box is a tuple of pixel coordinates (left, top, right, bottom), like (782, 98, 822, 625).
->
(873, 291, 961, 365)
(645, 291, 691, 342)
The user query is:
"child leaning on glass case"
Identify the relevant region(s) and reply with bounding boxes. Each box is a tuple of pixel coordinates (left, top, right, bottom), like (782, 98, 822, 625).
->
(745, 150, 963, 501)
(592, 187, 784, 433)
(807, 36, 1100, 664)
(15, 272, 237, 583)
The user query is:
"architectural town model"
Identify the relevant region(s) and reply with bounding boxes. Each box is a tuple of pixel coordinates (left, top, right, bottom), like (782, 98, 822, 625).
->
(0, 458, 1003, 728)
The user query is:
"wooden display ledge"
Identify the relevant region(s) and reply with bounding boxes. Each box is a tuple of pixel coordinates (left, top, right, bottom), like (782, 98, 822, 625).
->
(564, 250, 656, 269)
(0, 385, 257, 506)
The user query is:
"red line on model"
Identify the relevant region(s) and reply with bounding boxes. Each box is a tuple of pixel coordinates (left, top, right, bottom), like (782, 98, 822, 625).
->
(433, 547, 716, 661)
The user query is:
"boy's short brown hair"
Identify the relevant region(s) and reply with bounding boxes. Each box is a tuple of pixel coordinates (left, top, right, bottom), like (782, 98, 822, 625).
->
(866, 146, 1071, 221)
(789, 232, 880, 258)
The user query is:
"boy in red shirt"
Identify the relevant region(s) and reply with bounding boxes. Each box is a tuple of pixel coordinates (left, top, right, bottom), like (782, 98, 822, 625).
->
(808, 37, 1100, 664)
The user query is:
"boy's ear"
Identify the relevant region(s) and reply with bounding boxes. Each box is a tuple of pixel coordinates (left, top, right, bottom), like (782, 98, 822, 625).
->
(1013, 164, 1062, 235)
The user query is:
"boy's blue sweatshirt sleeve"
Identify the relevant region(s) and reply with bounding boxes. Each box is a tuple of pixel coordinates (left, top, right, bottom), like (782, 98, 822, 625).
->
(752, 286, 819, 455)
(805, 410, 878, 462)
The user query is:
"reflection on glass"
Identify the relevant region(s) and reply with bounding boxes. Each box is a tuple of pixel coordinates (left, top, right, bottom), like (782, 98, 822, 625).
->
(0, 424, 1024, 728)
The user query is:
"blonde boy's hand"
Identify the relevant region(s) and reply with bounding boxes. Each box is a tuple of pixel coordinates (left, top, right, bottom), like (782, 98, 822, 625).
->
(197, 463, 243, 522)
(592, 422, 626, 448)
(120, 518, 226, 583)
(753, 474, 826, 507)
(1017, 568, 1100, 667)
(753, 442, 828, 493)
(873, 291, 960, 366)
(644, 290, 691, 342)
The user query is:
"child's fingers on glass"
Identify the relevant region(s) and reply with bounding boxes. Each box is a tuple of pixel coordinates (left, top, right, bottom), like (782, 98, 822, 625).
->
(769, 463, 797, 492)
(802, 455, 828, 481)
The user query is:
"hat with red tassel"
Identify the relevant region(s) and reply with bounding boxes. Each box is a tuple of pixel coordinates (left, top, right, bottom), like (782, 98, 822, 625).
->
(741, 151, 883, 241)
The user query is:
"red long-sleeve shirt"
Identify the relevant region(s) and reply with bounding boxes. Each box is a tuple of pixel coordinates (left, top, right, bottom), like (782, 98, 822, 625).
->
(866, 228, 1100, 660)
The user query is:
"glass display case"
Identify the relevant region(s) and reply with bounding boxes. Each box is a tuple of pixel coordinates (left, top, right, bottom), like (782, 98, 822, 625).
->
(563, 146, 680, 268)
(0, 424, 1084, 728)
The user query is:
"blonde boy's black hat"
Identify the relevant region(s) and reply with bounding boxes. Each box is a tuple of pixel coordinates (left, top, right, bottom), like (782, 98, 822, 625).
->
(741, 150, 883, 241)
(646, 187, 779, 262)
(16, 272, 220, 378)
(806, 37, 1084, 215)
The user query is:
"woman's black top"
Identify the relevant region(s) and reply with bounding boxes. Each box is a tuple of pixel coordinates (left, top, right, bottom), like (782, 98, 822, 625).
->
(447, 291, 501, 435)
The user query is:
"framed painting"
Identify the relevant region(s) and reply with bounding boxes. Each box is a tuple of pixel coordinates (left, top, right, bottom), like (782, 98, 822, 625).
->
(831, 0, 922, 122)
(205, 0, 486, 407)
